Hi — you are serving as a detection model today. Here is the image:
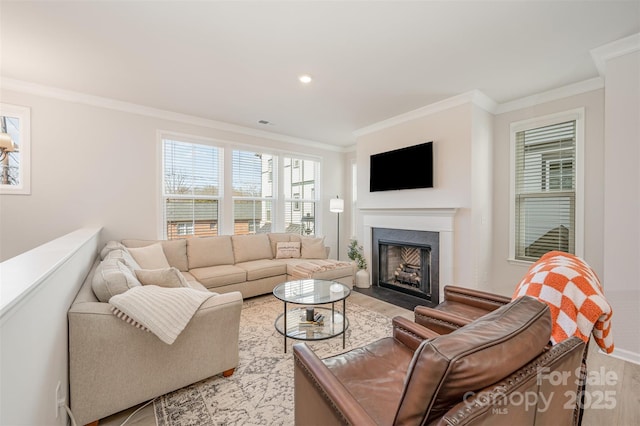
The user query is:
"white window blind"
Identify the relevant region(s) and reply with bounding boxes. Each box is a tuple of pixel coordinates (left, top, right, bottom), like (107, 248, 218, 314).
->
(514, 120, 576, 261)
(283, 157, 318, 235)
(232, 150, 274, 235)
(163, 139, 221, 239)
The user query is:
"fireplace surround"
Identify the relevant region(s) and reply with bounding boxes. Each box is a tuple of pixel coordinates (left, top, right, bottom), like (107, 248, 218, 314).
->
(360, 208, 456, 308)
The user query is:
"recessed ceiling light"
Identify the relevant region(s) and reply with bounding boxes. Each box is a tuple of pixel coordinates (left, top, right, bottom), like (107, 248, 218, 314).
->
(298, 74, 312, 84)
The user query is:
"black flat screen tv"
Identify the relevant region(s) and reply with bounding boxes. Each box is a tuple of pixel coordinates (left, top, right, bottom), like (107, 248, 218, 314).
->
(369, 141, 433, 192)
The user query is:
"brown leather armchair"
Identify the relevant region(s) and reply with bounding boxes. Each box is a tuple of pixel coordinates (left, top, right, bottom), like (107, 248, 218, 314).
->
(414, 285, 511, 334)
(293, 296, 585, 426)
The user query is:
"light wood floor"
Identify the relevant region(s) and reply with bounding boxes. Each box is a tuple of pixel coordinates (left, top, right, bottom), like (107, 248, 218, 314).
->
(99, 292, 639, 425)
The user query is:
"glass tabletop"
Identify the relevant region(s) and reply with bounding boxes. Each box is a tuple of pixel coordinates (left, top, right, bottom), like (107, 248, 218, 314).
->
(273, 279, 350, 305)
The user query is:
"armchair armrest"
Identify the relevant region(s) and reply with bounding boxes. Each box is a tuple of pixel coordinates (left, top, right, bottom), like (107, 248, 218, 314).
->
(443, 285, 511, 310)
(293, 343, 377, 426)
(392, 316, 440, 351)
(414, 306, 473, 334)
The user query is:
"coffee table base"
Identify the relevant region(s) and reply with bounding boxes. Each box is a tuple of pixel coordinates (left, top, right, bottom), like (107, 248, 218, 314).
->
(275, 302, 348, 353)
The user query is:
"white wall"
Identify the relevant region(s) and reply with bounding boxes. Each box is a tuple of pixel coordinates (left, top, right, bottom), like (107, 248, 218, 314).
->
(602, 50, 640, 362)
(355, 101, 492, 287)
(471, 105, 494, 288)
(0, 88, 346, 262)
(0, 228, 100, 425)
(489, 89, 606, 296)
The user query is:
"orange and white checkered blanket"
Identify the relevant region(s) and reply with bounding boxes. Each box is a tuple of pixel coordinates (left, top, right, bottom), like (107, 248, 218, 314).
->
(512, 251, 614, 353)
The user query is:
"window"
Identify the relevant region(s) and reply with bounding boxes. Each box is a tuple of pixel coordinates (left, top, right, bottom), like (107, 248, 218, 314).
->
(232, 150, 274, 235)
(284, 157, 318, 235)
(510, 109, 584, 262)
(0, 103, 31, 195)
(176, 222, 194, 236)
(162, 139, 222, 239)
(160, 136, 321, 239)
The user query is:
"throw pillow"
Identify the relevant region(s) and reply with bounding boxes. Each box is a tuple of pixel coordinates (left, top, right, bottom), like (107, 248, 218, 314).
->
(135, 267, 191, 288)
(100, 240, 128, 260)
(127, 243, 171, 269)
(122, 239, 188, 272)
(92, 259, 142, 302)
(300, 236, 328, 259)
(104, 248, 141, 270)
(276, 242, 301, 259)
(268, 233, 291, 257)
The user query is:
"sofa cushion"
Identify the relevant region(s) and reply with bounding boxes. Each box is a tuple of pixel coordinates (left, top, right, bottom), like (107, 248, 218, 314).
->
(275, 242, 301, 259)
(186, 280, 212, 293)
(300, 236, 328, 259)
(268, 233, 291, 257)
(395, 296, 552, 424)
(104, 248, 141, 271)
(232, 234, 273, 263)
(92, 259, 142, 302)
(180, 270, 198, 285)
(127, 243, 171, 270)
(187, 236, 235, 269)
(134, 267, 191, 288)
(189, 265, 247, 289)
(235, 259, 287, 281)
(122, 239, 188, 272)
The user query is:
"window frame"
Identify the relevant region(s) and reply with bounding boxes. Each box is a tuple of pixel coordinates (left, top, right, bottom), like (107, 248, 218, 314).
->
(508, 108, 585, 264)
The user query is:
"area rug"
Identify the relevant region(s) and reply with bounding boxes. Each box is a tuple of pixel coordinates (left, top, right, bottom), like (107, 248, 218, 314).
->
(153, 294, 394, 425)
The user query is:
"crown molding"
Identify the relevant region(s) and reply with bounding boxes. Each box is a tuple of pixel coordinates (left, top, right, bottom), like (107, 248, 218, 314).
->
(353, 90, 497, 137)
(591, 32, 640, 76)
(495, 77, 604, 115)
(0, 77, 348, 153)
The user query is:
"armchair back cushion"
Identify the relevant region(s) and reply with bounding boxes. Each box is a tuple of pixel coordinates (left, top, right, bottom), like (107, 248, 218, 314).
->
(187, 236, 235, 269)
(396, 296, 552, 424)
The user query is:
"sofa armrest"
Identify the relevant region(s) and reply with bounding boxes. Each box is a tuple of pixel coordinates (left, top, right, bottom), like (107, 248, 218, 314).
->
(392, 316, 440, 351)
(293, 343, 377, 426)
(414, 306, 472, 334)
(68, 291, 243, 425)
(443, 285, 512, 310)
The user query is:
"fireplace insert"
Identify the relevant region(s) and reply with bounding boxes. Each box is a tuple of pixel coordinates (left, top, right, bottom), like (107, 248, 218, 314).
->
(372, 228, 439, 304)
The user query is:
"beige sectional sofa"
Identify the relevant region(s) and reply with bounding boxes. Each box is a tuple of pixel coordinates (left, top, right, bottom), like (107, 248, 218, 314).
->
(122, 232, 355, 298)
(68, 232, 354, 425)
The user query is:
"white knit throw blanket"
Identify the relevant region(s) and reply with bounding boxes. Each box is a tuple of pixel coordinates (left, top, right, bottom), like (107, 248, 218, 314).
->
(109, 285, 215, 344)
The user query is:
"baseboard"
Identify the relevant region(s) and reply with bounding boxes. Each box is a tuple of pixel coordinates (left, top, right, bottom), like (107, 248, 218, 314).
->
(601, 347, 640, 366)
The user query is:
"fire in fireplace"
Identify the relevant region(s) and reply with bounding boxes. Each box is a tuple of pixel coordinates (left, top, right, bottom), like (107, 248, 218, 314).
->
(372, 228, 439, 303)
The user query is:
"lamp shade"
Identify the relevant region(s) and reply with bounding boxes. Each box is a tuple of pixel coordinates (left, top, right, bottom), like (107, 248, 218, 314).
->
(329, 198, 344, 213)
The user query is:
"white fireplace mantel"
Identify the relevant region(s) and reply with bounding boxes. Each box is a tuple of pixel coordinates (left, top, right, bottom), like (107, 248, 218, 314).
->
(360, 207, 457, 302)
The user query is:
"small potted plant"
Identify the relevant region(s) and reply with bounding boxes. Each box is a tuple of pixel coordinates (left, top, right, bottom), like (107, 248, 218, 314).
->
(348, 239, 370, 288)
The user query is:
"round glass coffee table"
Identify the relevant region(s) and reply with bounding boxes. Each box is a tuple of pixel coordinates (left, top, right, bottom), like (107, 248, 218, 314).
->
(273, 279, 350, 352)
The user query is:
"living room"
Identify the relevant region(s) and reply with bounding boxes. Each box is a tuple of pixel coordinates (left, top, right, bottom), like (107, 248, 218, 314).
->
(1, 2, 639, 425)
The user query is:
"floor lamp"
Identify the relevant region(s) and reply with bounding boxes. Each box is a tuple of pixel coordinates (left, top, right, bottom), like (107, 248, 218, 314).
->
(329, 196, 344, 260)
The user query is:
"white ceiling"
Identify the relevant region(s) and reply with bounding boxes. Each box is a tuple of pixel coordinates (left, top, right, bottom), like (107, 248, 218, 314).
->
(1, 1, 639, 146)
